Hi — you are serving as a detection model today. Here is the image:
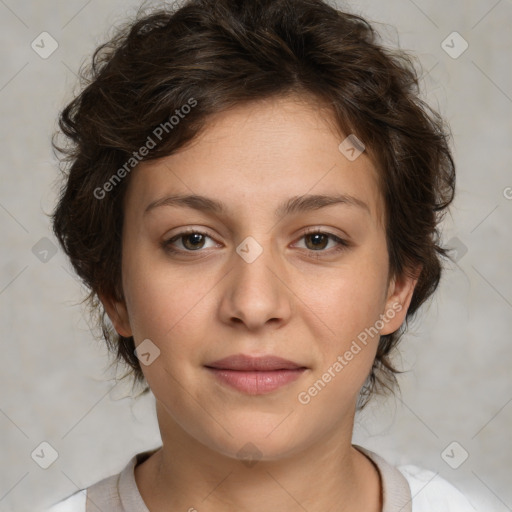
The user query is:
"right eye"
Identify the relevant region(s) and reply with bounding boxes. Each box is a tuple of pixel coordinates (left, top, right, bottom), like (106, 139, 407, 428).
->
(162, 229, 219, 254)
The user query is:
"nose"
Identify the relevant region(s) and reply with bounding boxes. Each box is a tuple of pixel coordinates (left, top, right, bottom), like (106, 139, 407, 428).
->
(218, 236, 293, 331)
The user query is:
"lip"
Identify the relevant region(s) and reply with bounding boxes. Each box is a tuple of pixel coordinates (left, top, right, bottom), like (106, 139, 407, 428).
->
(205, 354, 308, 395)
(206, 354, 306, 371)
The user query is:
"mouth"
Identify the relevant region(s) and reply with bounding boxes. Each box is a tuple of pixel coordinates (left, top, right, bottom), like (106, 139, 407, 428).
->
(204, 354, 308, 395)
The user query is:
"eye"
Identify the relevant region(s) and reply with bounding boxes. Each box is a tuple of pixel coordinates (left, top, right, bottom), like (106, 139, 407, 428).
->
(294, 229, 350, 256)
(162, 229, 218, 253)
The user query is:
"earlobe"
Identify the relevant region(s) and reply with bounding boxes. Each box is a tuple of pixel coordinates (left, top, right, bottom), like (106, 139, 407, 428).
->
(98, 292, 133, 338)
(380, 267, 421, 336)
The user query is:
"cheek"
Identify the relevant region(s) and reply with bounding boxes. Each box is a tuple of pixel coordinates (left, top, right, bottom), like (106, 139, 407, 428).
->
(123, 241, 199, 344)
(121, 245, 220, 365)
(309, 258, 388, 344)
(295, 267, 388, 413)
(125, 272, 202, 342)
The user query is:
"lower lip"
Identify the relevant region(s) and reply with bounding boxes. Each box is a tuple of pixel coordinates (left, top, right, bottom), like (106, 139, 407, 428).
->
(206, 368, 306, 395)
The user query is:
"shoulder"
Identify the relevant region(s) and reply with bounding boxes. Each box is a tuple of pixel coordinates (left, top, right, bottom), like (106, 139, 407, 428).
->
(397, 464, 477, 512)
(44, 471, 119, 511)
(44, 448, 157, 512)
(44, 490, 86, 512)
(43, 470, 119, 511)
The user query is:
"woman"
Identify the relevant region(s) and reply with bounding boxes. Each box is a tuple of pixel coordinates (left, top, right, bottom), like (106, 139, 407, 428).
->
(47, 0, 475, 510)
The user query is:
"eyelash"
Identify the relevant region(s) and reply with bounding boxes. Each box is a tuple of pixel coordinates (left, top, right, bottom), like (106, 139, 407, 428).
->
(162, 228, 350, 258)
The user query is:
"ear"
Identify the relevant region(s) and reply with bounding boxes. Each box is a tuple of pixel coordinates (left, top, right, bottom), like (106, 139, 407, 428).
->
(98, 291, 133, 338)
(380, 266, 422, 336)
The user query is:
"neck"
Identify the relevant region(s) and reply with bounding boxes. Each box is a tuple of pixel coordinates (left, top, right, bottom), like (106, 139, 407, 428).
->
(134, 400, 381, 512)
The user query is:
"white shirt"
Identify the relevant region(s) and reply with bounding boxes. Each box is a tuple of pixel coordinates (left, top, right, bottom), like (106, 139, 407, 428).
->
(45, 446, 476, 511)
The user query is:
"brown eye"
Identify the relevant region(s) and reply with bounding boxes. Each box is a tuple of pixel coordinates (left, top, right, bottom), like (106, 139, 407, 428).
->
(294, 230, 350, 258)
(304, 233, 330, 251)
(181, 233, 207, 250)
(162, 230, 216, 253)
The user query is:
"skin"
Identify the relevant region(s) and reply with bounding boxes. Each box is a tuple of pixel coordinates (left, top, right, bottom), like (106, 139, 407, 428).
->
(101, 94, 419, 512)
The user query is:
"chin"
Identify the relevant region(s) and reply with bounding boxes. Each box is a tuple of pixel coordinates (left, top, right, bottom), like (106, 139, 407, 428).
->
(197, 415, 310, 463)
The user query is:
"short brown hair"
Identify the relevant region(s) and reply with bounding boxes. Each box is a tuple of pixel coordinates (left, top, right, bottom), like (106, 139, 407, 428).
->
(51, 0, 455, 406)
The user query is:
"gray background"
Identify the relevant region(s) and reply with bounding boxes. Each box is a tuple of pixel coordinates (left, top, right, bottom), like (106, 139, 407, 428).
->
(0, 0, 511, 511)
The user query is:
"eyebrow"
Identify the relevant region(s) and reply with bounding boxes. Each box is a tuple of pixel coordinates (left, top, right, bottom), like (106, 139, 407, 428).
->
(144, 193, 370, 217)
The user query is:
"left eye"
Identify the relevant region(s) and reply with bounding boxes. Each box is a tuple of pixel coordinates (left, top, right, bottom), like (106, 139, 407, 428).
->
(295, 231, 348, 252)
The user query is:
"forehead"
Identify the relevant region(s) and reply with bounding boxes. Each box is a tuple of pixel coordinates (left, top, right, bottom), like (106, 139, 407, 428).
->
(124, 95, 385, 225)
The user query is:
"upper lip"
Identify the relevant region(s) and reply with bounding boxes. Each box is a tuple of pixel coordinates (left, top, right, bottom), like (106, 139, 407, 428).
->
(205, 354, 306, 371)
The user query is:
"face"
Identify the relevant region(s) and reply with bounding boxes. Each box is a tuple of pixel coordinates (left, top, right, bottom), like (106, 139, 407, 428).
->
(102, 95, 417, 461)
